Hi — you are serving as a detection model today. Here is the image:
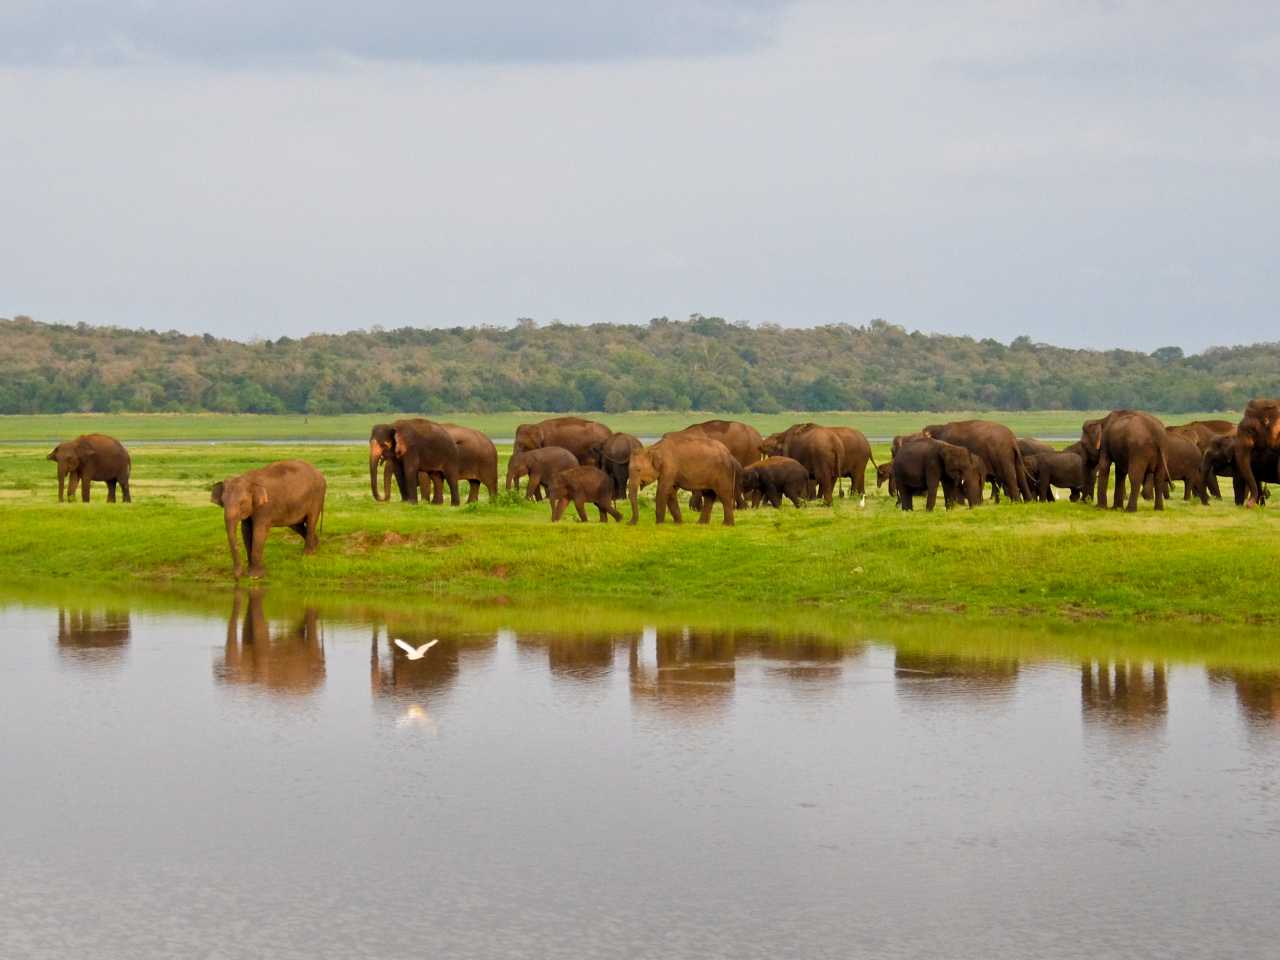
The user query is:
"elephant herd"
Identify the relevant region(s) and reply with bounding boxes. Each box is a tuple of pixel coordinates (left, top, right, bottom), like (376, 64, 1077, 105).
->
(43, 399, 1280, 578)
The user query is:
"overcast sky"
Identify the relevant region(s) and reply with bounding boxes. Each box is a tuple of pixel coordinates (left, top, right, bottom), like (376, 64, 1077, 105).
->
(2, 1, 1276, 351)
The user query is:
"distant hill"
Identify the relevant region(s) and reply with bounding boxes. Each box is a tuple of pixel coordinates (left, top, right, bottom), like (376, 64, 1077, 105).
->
(1, 315, 1276, 415)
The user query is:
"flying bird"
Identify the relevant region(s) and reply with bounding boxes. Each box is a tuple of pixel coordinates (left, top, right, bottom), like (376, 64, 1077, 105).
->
(394, 638, 438, 660)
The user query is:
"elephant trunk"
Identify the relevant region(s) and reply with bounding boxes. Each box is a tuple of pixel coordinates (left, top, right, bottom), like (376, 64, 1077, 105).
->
(505, 461, 517, 493)
(225, 512, 242, 578)
(628, 476, 641, 525)
(369, 442, 386, 501)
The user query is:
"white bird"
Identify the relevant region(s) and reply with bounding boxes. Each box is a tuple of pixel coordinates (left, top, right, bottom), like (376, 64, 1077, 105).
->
(394, 638, 438, 660)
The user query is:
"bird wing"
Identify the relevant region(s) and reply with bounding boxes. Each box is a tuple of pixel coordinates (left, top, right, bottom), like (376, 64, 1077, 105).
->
(394, 638, 416, 656)
(417, 639, 439, 655)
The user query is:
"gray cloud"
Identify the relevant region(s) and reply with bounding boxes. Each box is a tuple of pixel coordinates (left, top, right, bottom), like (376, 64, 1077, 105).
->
(0, 1, 789, 66)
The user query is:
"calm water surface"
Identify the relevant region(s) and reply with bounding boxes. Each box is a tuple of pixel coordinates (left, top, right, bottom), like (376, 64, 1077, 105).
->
(3, 591, 1279, 959)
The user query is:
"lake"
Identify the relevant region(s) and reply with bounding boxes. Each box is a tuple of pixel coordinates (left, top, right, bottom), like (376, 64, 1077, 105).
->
(3, 587, 1279, 958)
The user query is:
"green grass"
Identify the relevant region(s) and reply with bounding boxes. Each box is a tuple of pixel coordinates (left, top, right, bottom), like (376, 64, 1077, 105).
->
(0, 409, 1241, 442)
(0, 439, 1274, 627)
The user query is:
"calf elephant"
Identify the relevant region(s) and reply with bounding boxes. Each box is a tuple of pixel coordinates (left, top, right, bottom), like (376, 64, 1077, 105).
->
(1233, 399, 1280, 506)
(514, 416, 612, 465)
(590, 432, 643, 498)
(1024, 450, 1088, 502)
(923, 420, 1032, 502)
(548, 466, 622, 523)
(1083, 410, 1170, 512)
(876, 461, 897, 500)
(210, 460, 327, 579)
(761, 424, 844, 505)
(891, 438, 983, 511)
(741, 456, 809, 508)
(48, 434, 132, 503)
(628, 435, 740, 525)
(507, 446, 579, 501)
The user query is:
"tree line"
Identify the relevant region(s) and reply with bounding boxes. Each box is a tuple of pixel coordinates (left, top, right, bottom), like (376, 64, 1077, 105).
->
(2, 314, 1276, 415)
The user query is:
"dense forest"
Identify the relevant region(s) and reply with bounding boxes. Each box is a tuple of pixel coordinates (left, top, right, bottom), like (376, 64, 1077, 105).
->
(2, 314, 1277, 415)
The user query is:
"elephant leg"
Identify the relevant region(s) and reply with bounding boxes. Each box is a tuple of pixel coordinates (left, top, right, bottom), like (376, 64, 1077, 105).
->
(999, 462, 1021, 503)
(718, 484, 735, 525)
(402, 456, 420, 503)
(901, 489, 914, 511)
(249, 519, 270, 576)
(121, 474, 131, 503)
(80, 475, 91, 502)
(1121, 465, 1139, 512)
(689, 491, 704, 511)
(667, 491, 683, 524)
(1095, 454, 1111, 509)
(445, 470, 460, 507)
(603, 501, 622, 522)
(697, 492, 715, 524)
(571, 495, 588, 522)
(465, 480, 480, 504)
(106, 479, 117, 502)
(430, 473, 445, 505)
(1151, 463, 1165, 511)
(925, 472, 939, 512)
(551, 497, 568, 522)
(1208, 473, 1222, 500)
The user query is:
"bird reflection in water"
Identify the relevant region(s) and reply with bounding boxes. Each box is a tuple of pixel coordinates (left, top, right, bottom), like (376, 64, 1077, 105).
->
(215, 590, 325, 696)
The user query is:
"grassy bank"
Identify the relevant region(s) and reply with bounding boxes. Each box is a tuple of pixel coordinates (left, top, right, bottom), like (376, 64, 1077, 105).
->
(0, 409, 1240, 442)
(0, 440, 1274, 625)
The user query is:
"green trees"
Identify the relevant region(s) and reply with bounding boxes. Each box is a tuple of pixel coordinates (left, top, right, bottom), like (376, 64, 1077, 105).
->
(1, 314, 1275, 415)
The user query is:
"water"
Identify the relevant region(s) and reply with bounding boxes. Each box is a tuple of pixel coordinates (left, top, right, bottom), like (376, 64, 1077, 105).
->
(3, 590, 1279, 959)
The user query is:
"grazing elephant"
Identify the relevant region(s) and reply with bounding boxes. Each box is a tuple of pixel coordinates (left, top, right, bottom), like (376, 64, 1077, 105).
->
(392, 419, 462, 505)
(1082, 410, 1170, 512)
(514, 416, 612, 465)
(628, 435, 740, 525)
(210, 461, 326, 579)
(876, 461, 897, 500)
(506, 446, 579, 501)
(1165, 432, 1210, 505)
(1233, 399, 1280, 506)
(548, 466, 623, 523)
(761, 424, 844, 505)
(829, 427, 875, 504)
(421, 424, 498, 504)
(47, 434, 132, 503)
(891, 438, 983, 511)
(923, 420, 1032, 502)
(1024, 450, 1088, 502)
(741, 456, 810, 508)
(590, 432, 644, 498)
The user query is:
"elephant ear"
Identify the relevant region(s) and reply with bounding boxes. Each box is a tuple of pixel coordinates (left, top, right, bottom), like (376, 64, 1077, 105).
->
(251, 484, 270, 510)
(210, 482, 226, 505)
(74, 438, 96, 461)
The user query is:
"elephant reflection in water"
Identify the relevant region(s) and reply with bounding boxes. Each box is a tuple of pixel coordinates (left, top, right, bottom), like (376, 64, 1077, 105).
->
(56, 608, 131, 665)
(1080, 660, 1168, 731)
(1208, 669, 1280, 731)
(216, 591, 325, 696)
(894, 651, 1020, 702)
(739, 633, 859, 688)
(516, 632, 621, 683)
(629, 628, 736, 715)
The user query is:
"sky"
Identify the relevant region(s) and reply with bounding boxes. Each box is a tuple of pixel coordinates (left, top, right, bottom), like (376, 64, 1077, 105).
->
(2, 1, 1276, 352)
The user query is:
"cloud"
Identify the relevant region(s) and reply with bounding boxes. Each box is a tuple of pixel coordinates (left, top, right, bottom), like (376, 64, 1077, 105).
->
(0, 1, 791, 67)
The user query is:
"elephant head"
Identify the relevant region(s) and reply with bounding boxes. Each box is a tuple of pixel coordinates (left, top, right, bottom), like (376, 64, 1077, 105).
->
(513, 423, 544, 455)
(760, 432, 785, 457)
(212, 477, 269, 578)
(48, 438, 93, 501)
(940, 445, 983, 507)
(369, 424, 397, 501)
(505, 451, 529, 492)
(627, 448, 663, 524)
(1081, 418, 1105, 452)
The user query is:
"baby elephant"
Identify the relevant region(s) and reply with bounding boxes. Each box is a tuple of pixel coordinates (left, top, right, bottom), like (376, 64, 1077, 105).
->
(742, 457, 809, 508)
(876, 461, 897, 500)
(211, 460, 327, 579)
(506, 446, 579, 501)
(1024, 451, 1088, 502)
(547, 466, 622, 523)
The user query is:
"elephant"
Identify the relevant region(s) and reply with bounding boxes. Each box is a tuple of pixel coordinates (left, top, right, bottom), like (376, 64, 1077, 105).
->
(760, 424, 844, 505)
(628, 435, 740, 525)
(741, 456, 809, 508)
(829, 427, 875, 503)
(1165, 432, 1210, 504)
(589, 432, 644, 498)
(1023, 450, 1088, 502)
(47, 434, 132, 503)
(369, 423, 406, 501)
(876, 461, 897, 500)
(1082, 410, 1170, 511)
(506, 446, 579, 501)
(514, 416, 612, 465)
(1167, 419, 1236, 453)
(1017, 437, 1056, 458)
(210, 460, 326, 579)
(392, 419, 462, 505)
(1203, 434, 1277, 505)
(1233, 399, 1280, 507)
(675, 419, 765, 468)
(420, 424, 498, 504)
(548, 466, 623, 523)
(891, 432, 927, 456)
(891, 437, 983, 511)
(923, 420, 1032, 502)
(1061, 439, 1101, 501)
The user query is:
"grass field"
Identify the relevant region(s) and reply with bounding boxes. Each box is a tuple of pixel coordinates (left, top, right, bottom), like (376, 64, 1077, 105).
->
(0, 426, 1274, 626)
(0, 409, 1241, 442)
